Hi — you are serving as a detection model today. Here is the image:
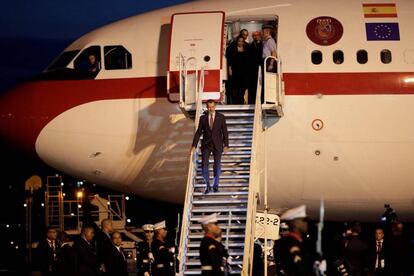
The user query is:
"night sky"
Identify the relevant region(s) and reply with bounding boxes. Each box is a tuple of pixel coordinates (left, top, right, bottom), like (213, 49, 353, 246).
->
(0, 0, 191, 272)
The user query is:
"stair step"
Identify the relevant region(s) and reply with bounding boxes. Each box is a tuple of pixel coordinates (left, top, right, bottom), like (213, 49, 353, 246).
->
(195, 175, 249, 179)
(194, 179, 249, 185)
(185, 259, 243, 265)
(191, 207, 247, 213)
(183, 269, 241, 275)
(193, 183, 249, 188)
(195, 151, 252, 156)
(186, 248, 244, 255)
(192, 199, 248, 204)
(196, 167, 250, 172)
(227, 128, 253, 132)
(189, 224, 246, 230)
(197, 156, 251, 161)
(220, 111, 254, 116)
(190, 216, 246, 222)
(226, 119, 254, 124)
(193, 191, 248, 196)
(215, 104, 255, 110)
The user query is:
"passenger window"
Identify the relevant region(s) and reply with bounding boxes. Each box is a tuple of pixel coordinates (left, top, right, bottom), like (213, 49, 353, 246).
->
(357, 50, 368, 64)
(104, 46, 132, 70)
(381, 49, 392, 64)
(333, 50, 344, 64)
(74, 46, 101, 72)
(312, 51, 323, 65)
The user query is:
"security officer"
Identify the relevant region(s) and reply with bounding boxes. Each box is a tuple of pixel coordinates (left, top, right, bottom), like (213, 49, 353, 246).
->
(199, 213, 227, 276)
(274, 205, 312, 276)
(152, 221, 175, 276)
(137, 224, 155, 276)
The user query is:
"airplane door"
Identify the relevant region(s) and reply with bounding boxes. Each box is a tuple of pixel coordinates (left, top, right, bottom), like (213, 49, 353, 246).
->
(167, 11, 225, 104)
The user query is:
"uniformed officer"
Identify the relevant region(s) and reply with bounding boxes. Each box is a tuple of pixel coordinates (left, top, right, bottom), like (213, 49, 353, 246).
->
(274, 205, 312, 276)
(199, 213, 227, 276)
(137, 224, 155, 276)
(152, 220, 175, 276)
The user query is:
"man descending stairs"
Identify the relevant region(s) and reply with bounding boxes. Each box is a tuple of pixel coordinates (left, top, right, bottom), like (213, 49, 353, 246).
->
(181, 104, 254, 275)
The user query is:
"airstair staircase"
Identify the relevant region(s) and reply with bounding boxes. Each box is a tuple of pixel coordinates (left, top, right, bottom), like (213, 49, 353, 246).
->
(182, 104, 254, 275)
(177, 56, 283, 275)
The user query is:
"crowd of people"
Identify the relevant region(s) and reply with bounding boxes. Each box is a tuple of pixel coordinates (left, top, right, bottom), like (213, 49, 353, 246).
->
(33, 208, 414, 276)
(248, 205, 414, 276)
(225, 25, 277, 105)
(35, 219, 176, 276)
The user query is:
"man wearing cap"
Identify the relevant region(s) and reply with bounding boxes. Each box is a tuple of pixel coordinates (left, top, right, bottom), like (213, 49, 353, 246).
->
(137, 224, 155, 276)
(274, 205, 312, 275)
(199, 213, 226, 275)
(192, 99, 229, 194)
(152, 221, 175, 276)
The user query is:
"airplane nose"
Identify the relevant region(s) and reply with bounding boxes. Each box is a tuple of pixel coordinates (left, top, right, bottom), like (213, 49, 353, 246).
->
(0, 82, 51, 154)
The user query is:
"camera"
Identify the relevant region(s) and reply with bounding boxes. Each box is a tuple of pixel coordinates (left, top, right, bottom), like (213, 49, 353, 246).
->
(380, 204, 397, 222)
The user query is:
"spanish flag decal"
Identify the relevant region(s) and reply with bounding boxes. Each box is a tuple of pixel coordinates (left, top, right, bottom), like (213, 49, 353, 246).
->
(363, 3, 397, 18)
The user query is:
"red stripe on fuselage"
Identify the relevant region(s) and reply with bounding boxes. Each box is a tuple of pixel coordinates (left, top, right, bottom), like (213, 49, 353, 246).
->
(284, 72, 414, 95)
(1, 72, 414, 154)
(0, 76, 167, 153)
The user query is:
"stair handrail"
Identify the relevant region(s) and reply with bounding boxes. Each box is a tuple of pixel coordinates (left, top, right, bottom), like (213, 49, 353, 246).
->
(178, 66, 205, 273)
(184, 57, 198, 107)
(179, 53, 185, 106)
(263, 55, 283, 106)
(242, 68, 265, 275)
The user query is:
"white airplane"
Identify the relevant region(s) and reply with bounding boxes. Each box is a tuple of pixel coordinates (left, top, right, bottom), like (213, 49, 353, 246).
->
(1, 0, 414, 221)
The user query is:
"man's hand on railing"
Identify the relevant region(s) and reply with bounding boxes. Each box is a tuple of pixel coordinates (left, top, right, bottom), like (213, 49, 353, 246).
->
(223, 146, 229, 154)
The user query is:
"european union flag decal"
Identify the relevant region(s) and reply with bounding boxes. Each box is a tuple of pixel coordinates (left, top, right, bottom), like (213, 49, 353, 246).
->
(366, 23, 400, 41)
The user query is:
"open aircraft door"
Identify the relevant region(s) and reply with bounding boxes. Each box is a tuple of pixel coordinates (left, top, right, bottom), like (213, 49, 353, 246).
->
(167, 12, 225, 107)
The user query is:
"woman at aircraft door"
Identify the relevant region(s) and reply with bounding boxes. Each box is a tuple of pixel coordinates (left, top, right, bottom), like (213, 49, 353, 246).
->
(227, 35, 251, 104)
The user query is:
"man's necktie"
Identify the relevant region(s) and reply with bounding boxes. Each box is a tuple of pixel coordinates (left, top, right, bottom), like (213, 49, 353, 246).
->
(209, 114, 214, 129)
(377, 241, 382, 268)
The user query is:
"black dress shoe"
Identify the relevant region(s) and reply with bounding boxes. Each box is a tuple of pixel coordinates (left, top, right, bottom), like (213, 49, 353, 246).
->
(213, 187, 218, 193)
(204, 187, 211, 194)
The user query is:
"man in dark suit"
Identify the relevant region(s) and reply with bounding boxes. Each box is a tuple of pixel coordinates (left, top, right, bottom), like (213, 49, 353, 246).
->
(192, 99, 229, 193)
(343, 222, 369, 276)
(368, 227, 390, 276)
(73, 226, 100, 276)
(56, 231, 77, 276)
(96, 218, 114, 273)
(37, 227, 60, 275)
(104, 231, 128, 276)
(248, 31, 263, 104)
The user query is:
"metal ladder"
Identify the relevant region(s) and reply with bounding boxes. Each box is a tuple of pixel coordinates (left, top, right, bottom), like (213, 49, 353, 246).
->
(179, 104, 255, 275)
(45, 175, 64, 231)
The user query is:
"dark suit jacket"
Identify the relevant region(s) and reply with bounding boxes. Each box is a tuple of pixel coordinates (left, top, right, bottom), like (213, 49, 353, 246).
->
(56, 243, 77, 276)
(73, 237, 99, 276)
(96, 230, 113, 268)
(36, 239, 59, 274)
(104, 244, 128, 276)
(368, 240, 390, 274)
(343, 235, 369, 276)
(192, 111, 229, 151)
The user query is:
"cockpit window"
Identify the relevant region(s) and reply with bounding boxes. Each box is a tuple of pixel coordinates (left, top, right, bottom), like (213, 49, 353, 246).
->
(104, 46, 132, 70)
(46, 50, 80, 71)
(74, 46, 101, 72)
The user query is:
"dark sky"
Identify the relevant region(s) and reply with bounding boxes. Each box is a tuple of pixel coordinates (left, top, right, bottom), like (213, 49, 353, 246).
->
(0, 0, 192, 92)
(0, 1, 191, 271)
